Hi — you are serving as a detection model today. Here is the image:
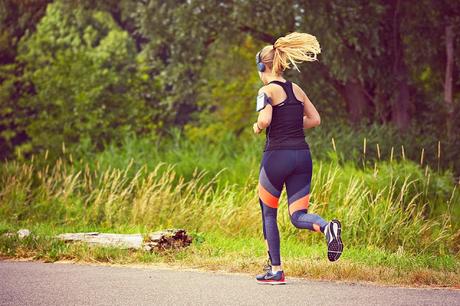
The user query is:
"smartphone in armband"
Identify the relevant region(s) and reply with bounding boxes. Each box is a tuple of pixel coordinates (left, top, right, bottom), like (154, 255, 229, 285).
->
(256, 92, 272, 112)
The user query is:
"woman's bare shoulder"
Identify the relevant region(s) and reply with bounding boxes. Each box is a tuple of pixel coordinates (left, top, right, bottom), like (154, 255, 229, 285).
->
(291, 82, 307, 101)
(291, 82, 305, 92)
(258, 84, 280, 96)
(257, 85, 267, 94)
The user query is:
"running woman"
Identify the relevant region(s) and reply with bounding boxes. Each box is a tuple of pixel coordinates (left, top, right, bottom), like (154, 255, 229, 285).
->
(253, 32, 343, 285)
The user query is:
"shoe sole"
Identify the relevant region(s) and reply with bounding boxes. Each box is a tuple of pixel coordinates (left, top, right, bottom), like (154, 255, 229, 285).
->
(327, 219, 343, 262)
(256, 280, 286, 285)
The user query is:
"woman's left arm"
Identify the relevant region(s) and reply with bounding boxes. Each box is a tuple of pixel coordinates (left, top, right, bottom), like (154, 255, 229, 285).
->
(301, 90, 321, 129)
(253, 87, 273, 134)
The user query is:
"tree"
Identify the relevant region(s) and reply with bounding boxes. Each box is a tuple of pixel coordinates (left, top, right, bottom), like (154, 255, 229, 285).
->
(230, 1, 384, 125)
(15, 1, 155, 159)
(135, 0, 234, 126)
(185, 36, 261, 141)
(0, 0, 51, 159)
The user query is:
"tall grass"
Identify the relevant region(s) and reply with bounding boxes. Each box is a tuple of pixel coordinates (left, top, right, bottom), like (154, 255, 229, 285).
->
(1, 134, 458, 256)
(18, 124, 459, 187)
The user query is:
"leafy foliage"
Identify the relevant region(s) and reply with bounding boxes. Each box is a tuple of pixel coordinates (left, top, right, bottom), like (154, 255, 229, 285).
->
(0, 0, 459, 174)
(11, 2, 157, 159)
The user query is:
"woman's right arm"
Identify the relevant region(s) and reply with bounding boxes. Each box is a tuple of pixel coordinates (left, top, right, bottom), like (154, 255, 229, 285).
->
(253, 87, 273, 134)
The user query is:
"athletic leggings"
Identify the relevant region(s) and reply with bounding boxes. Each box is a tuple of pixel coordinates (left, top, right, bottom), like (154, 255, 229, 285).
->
(258, 149, 328, 266)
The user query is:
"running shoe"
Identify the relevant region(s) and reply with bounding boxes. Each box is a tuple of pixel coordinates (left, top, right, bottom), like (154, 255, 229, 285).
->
(324, 219, 343, 262)
(255, 269, 286, 285)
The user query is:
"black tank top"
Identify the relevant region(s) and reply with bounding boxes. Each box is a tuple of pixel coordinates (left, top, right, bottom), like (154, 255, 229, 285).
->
(264, 80, 310, 151)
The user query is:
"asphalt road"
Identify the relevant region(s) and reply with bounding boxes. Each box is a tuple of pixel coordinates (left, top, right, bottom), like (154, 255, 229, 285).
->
(0, 260, 459, 306)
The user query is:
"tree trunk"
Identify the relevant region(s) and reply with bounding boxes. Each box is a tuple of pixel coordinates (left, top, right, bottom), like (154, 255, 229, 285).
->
(341, 78, 371, 125)
(314, 62, 371, 125)
(389, 0, 411, 131)
(391, 72, 411, 130)
(444, 24, 454, 139)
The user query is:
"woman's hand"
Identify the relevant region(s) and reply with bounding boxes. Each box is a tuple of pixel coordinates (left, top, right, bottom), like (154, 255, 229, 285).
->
(253, 122, 262, 134)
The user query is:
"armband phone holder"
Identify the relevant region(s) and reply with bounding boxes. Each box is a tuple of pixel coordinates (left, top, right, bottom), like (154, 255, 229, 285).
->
(256, 92, 272, 112)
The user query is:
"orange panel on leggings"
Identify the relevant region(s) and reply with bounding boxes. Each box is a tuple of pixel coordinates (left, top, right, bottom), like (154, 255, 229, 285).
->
(258, 183, 279, 208)
(288, 194, 310, 215)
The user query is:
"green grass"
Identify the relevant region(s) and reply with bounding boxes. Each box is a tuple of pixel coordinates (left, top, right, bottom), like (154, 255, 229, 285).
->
(1, 133, 459, 287)
(1, 221, 458, 287)
(1, 151, 458, 254)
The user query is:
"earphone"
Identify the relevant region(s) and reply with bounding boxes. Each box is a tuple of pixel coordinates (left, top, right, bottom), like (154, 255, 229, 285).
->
(256, 51, 266, 72)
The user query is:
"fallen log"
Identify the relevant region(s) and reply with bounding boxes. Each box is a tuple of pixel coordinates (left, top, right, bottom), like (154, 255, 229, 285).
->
(56, 232, 143, 249)
(144, 229, 193, 252)
(1, 229, 31, 239)
(56, 229, 192, 252)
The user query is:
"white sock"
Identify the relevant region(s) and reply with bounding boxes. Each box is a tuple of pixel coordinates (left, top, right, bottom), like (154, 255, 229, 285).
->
(323, 222, 330, 236)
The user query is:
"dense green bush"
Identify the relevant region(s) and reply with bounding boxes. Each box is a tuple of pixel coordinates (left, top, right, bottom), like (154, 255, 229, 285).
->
(2, 1, 159, 161)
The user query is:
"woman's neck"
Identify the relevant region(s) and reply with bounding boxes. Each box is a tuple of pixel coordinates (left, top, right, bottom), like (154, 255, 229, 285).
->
(264, 74, 286, 84)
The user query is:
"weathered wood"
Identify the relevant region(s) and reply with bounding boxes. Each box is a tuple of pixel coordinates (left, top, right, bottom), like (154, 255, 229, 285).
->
(56, 232, 144, 249)
(56, 229, 192, 252)
(1, 229, 31, 239)
(144, 229, 192, 252)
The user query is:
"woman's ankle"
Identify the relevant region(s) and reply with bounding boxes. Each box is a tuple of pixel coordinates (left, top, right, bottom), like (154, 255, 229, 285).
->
(271, 265, 282, 273)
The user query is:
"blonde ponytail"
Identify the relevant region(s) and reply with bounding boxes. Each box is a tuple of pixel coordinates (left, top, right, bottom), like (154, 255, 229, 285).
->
(259, 32, 321, 75)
